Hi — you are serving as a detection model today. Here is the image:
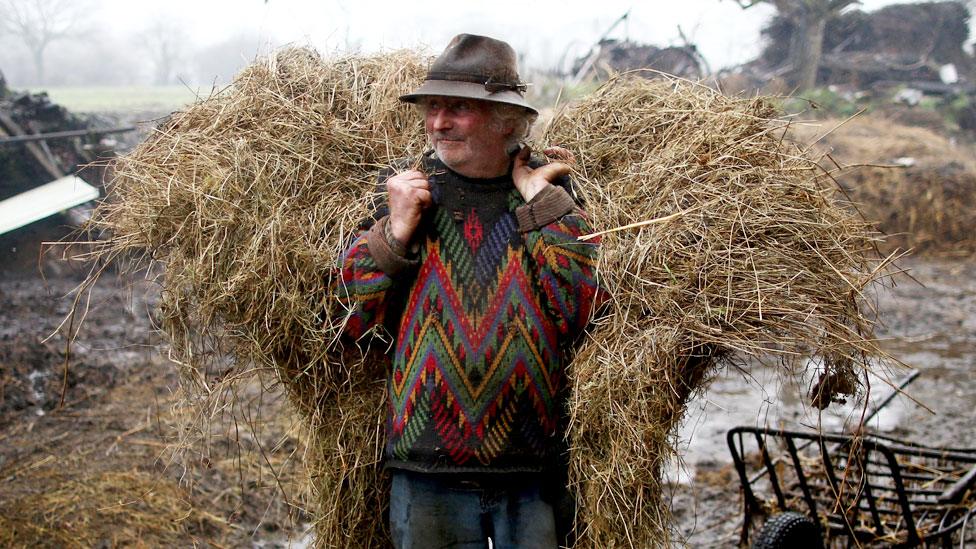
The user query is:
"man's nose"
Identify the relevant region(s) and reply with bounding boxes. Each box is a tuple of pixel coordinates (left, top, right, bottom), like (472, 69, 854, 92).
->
(431, 109, 452, 130)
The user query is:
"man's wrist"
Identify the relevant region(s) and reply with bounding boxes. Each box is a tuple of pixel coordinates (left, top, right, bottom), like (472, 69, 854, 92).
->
(519, 180, 549, 202)
(384, 217, 410, 257)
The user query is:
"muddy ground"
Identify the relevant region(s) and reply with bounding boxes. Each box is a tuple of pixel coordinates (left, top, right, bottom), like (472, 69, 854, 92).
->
(0, 259, 308, 547)
(671, 258, 976, 547)
(1, 249, 974, 546)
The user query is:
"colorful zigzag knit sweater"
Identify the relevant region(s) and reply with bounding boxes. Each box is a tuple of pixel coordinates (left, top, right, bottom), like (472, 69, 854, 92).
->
(340, 154, 605, 473)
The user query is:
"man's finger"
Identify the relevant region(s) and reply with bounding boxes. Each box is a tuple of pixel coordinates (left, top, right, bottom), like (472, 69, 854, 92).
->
(396, 169, 427, 178)
(415, 189, 433, 208)
(533, 162, 572, 183)
(389, 170, 427, 184)
(543, 146, 576, 166)
(388, 173, 429, 190)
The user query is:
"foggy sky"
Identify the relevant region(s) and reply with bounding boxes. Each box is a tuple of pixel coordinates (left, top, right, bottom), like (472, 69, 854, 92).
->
(97, 0, 928, 71)
(0, 0, 953, 87)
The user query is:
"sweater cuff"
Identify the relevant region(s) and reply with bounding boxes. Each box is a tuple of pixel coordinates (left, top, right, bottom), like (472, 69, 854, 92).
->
(515, 184, 577, 232)
(367, 216, 419, 278)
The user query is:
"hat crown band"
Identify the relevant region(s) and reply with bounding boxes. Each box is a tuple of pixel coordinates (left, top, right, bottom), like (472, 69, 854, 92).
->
(425, 71, 527, 94)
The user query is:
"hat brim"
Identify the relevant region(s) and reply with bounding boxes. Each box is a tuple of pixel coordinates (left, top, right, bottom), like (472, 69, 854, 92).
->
(400, 80, 538, 115)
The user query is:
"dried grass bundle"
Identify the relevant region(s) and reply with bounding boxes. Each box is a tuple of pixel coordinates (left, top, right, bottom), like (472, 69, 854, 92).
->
(0, 469, 226, 547)
(542, 75, 886, 547)
(86, 47, 428, 546)
(83, 50, 888, 548)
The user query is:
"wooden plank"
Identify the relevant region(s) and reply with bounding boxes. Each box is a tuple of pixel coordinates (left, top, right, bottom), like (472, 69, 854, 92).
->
(0, 110, 64, 180)
(0, 175, 98, 236)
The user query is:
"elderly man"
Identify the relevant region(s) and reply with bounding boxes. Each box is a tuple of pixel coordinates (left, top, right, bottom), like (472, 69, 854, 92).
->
(339, 34, 604, 548)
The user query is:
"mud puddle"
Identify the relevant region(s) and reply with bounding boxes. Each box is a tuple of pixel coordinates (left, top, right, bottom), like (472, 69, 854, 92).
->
(670, 364, 915, 484)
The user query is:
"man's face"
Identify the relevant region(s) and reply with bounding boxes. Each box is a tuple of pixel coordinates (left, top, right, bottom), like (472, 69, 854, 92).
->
(421, 97, 513, 177)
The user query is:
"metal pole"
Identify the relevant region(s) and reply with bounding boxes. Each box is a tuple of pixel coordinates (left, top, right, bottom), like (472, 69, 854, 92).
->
(0, 126, 136, 146)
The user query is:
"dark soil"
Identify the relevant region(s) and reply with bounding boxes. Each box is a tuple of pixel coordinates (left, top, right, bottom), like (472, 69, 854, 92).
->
(0, 265, 308, 548)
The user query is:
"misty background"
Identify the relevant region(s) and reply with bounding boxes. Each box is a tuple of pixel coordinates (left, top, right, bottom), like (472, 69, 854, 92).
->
(3, 0, 971, 89)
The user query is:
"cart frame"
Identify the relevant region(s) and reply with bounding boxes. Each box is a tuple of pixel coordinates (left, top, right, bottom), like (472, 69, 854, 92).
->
(728, 425, 976, 547)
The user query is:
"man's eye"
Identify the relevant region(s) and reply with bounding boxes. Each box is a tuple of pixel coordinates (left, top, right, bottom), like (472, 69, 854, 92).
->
(455, 103, 470, 112)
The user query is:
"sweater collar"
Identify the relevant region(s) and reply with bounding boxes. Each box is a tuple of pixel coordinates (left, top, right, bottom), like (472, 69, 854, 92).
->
(430, 155, 514, 192)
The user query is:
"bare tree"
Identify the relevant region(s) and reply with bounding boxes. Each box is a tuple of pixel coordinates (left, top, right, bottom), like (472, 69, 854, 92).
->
(0, 0, 90, 85)
(737, 0, 858, 91)
(140, 18, 191, 85)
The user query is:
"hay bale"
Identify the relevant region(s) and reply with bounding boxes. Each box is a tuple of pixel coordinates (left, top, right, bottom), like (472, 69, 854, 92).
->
(88, 47, 429, 546)
(84, 50, 886, 547)
(791, 115, 976, 255)
(542, 76, 882, 546)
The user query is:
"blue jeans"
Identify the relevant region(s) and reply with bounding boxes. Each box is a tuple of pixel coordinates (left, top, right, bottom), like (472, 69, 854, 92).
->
(389, 469, 558, 549)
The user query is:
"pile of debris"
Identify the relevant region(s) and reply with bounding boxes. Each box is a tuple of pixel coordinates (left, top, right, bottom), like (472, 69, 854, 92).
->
(0, 76, 97, 201)
(757, 1, 974, 91)
(791, 114, 976, 255)
(572, 39, 706, 81)
(0, 70, 133, 276)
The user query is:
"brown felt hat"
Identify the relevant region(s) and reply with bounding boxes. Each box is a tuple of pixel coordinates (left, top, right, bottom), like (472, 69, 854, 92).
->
(400, 34, 537, 115)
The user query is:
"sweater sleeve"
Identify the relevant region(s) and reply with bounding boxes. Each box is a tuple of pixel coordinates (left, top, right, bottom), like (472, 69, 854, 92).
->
(337, 172, 418, 341)
(517, 183, 608, 340)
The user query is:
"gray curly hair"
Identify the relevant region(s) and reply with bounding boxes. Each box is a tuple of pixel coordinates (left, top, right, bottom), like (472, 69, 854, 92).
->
(489, 103, 538, 153)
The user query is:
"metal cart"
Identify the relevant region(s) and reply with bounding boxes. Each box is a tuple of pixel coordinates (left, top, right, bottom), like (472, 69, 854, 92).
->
(727, 373, 976, 547)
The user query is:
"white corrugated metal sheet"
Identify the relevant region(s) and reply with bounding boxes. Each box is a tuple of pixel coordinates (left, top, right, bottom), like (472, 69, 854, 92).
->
(0, 176, 99, 236)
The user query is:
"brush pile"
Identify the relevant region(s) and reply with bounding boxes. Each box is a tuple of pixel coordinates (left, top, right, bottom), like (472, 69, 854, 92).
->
(85, 48, 886, 548)
(790, 115, 976, 256)
(757, 1, 974, 87)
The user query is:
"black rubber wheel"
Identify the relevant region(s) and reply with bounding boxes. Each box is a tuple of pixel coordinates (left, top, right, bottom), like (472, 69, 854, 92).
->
(752, 511, 823, 549)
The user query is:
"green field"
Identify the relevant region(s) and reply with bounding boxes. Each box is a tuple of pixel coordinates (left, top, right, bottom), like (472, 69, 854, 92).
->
(26, 85, 220, 113)
(27, 79, 592, 115)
